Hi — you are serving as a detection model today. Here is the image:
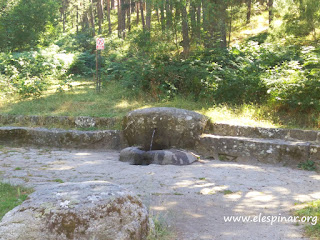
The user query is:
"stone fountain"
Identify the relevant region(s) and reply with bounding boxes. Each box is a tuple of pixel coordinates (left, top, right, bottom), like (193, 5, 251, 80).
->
(119, 107, 209, 165)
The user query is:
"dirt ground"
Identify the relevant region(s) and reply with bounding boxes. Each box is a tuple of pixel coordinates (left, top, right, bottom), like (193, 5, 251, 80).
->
(0, 146, 319, 240)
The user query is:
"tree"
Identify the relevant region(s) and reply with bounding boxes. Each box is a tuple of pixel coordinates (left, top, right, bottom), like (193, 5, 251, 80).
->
(0, 0, 59, 51)
(181, 1, 190, 56)
(247, 0, 251, 24)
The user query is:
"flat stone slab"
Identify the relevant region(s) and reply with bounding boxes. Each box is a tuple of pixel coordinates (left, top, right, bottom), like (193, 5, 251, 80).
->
(0, 127, 126, 149)
(119, 147, 198, 165)
(0, 181, 149, 240)
(210, 123, 320, 143)
(0, 114, 119, 129)
(197, 134, 313, 165)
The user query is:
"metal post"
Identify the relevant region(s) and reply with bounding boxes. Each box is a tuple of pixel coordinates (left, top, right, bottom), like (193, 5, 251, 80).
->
(96, 50, 100, 92)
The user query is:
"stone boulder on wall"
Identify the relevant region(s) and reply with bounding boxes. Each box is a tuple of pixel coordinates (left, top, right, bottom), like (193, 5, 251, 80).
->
(122, 107, 209, 150)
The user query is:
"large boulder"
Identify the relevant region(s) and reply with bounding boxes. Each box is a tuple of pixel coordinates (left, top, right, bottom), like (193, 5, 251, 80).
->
(0, 181, 149, 240)
(122, 107, 209, 150)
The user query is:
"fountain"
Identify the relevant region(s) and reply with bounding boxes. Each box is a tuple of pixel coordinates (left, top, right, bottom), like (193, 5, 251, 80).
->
(119, 107, 209, 166)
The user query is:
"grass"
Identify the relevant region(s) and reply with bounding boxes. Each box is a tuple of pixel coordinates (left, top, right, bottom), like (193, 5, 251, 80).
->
(295, 200, 320, 240)
(222, 190, 235, 195)
(298, 160, 317, 171)
(53, 178, 64, 183)
(0, 182, 33, 220)
(147, 215, 176, 240)
(1, 78, 318, 130)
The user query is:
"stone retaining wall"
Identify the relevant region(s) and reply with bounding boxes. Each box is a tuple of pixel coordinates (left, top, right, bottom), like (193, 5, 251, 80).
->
(208, 123, 320, 143)
(0, 114, 319, 167)
(1, 114, 319, 143)
(0, 114, 120, 129)
(0, 127, 127, 149)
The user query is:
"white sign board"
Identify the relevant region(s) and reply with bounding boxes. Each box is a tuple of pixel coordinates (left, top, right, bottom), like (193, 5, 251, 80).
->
(96, 38, 105, 50)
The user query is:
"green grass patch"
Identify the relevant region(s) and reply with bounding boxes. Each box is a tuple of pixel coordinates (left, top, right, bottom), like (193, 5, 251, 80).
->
(222, 190, 235, 195)
(147, 215, 176, 240)
(295, 200, 320, 240)
(0, 182, 33, 220)
(53, 179, 64, 183)
(298, 160, 317, 171)
(0, 79, 319, 130)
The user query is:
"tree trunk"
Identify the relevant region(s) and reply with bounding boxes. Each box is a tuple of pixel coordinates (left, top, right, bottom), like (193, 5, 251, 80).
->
(202, 0, 208, 33)
(190, 2, 196, 38)
(82, 11, 90, 31)
(62, 0, 67, 33)
(127, 0, 131, 31)
(97, 0, 104, 34)
(89, 0, 95, 36)
(228, 5, 233, 47)
(181, 4, 190, 57)
(136, 2, 140, 25)
(111, 0, 114, 9)
(76, 5, 79, 33)
(219, 1, 227, 48)
(196, 3, 201, 39)
(118, 0, 121, 36)
(246, 0, 251, 24)
(140, 1, 145, 29)
(268, 0, 273, 25)
(160, 2, 165, 31)
(156, 8, 160, 23)
(107, 0, 112, 34)
(121, 0, 126, 38)
(146, 0, 151, 31)
(165, 0, 172, 28)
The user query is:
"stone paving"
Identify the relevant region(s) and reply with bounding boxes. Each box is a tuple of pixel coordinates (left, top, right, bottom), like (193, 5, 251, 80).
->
(1, 146, 320, 239)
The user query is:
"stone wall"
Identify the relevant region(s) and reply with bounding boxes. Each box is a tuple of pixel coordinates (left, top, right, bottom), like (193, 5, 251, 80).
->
(0, 113, 319, 167)
(0, 114, 120, 129)
(0, 127, 127, 150)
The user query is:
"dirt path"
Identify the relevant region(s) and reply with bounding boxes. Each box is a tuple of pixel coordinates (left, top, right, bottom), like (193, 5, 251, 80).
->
(0, 146, 319, 240)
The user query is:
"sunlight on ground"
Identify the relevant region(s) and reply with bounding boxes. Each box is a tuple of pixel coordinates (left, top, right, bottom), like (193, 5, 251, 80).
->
(75, 153, 92, 156)
(232, 11, 269, 45)
(310, 175, 320, 181)
(202, 106, 277, 128)
(295, 192, 320, 202)
(115, 99, 140, 109)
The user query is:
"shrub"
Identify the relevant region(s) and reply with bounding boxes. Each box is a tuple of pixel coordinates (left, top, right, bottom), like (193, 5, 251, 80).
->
(0, 46, 73, 98)
(68, 51, 96, 76)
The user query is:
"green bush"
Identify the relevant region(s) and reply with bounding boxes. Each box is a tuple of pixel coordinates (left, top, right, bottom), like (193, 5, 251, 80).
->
(0, 46, 73, 98)
(103, 38, 320, 112)
(264, 46, 320, 112)
(68, 51, 96, 76)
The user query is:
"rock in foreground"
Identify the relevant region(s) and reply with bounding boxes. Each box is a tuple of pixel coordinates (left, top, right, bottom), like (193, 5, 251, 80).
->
(0, 181, 149, 240)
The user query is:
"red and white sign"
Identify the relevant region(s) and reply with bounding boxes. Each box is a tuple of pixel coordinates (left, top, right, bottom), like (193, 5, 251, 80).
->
(96, 38, 105, 50)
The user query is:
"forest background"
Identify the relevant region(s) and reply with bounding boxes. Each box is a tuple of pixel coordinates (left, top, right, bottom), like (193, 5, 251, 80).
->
(0, 0, 320, 129)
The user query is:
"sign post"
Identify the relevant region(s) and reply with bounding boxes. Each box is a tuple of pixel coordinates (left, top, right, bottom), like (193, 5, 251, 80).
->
(96, 38, 104, 92)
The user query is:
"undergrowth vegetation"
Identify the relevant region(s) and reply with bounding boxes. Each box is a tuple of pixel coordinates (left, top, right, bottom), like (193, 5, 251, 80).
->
(0, 182, 33, 220)
(0, 1, 320, 129)
(295, 200, 320, 240)
(0, 45, 74, 98)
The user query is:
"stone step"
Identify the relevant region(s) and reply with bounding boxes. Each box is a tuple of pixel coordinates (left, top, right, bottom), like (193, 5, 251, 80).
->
(0, 114, 119, 129)
(207, 123, 320, 143)
(0, 127, 126, 149)
(196, 134, 320, 167)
